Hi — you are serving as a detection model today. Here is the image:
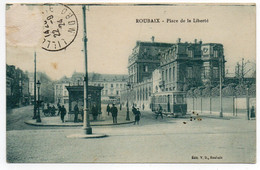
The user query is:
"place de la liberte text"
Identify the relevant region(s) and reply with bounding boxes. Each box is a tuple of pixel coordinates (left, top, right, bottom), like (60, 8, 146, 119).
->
(136, 18, 209, 23)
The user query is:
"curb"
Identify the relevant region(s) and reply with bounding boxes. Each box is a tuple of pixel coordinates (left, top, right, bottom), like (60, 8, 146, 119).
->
(24, 120, 135, 127)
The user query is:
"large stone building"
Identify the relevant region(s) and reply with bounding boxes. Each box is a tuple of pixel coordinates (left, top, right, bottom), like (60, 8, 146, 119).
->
(121, 37, 225, 110)
(128, 37, 173, 84)
(159, 38, 225, 92)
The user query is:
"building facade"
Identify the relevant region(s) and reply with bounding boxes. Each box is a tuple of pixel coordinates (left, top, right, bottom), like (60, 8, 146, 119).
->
(53, 72, 128, 105)
(6, 65, 30, 108)
(159, 39, 225, 92)
(121, 38, 225, 111)
(128, 39, 173, 84)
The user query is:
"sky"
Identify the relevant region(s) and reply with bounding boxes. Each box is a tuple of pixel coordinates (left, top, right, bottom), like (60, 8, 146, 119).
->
(6, 4, 256, 80)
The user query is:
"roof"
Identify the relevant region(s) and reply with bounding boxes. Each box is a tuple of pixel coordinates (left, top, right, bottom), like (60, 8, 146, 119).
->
(65, 85, 103, 92)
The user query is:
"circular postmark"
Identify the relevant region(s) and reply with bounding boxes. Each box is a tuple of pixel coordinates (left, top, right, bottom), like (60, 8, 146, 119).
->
(41, 4, 78, 52)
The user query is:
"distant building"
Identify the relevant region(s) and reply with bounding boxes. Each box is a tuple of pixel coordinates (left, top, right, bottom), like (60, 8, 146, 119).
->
(28, 72, 54, 104)
(54, 82, 70, 105)
(53, 72, 128, 105)
(6, 65, 30, 108)
(88, 73, 127, 104)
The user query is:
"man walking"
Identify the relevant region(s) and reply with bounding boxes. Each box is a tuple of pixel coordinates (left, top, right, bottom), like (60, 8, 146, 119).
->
(74, 104, 79, 123)
(111, 104, 118, 124)
(91, 104, 98, 121)
(107, 104, 111, 115)
(134, 108, 141, 125)
(156, 104, 163, 119)
(60, 105, 67, 123)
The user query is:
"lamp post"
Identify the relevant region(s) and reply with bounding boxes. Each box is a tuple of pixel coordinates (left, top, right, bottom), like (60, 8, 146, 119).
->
(33, 51, 37, 119)
(126, 82, 131, 121)
(82, 5, 92, 134)
(219, 57, 223, 117)
(19, 78, 22, 107)
(36, 80, 41, 123)
(246, 86, 250, 120)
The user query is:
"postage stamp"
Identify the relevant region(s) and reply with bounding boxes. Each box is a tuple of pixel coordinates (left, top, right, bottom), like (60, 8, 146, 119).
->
(4, 2, 256, 165)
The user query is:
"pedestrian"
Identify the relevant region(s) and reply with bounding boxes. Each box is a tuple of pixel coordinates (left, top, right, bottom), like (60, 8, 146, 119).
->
(107, 104, 111, 115)
(142, 103, 145, 110)
(251, 106, 255, 118)
(120, 103, 122, 110)
(57, 105, 61, 116)
(47, 103, 50, 112)
(80, 105, 84, 121)
(91, 104, 98, 121)
(111, 104, 118, 124)
(57, 102, 60, 109)
(134, 108, 141, 125)
(74, 104, 79, 123)
(156, 104, 163, 119)
(132, 105, 137, 115)
(51, 105, 56, 116)
(60, 105, 67, 123)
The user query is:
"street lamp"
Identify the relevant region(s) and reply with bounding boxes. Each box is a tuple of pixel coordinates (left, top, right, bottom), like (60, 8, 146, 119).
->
(246, 86, 250, 120)
(219, 56, 223, 117)
(19, 79, 22, 107)
(36, 80, 41, 123)
(126, 82, 131, 121)
(82, 5, 92, 134)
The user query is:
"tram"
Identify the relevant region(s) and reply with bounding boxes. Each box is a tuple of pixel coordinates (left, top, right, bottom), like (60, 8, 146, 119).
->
(151, 91, 187, 117)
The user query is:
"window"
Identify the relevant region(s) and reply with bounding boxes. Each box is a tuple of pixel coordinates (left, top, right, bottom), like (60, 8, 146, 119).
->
(145, 66, 148, 72)
(187, 67, 192, 78)
(169, 68, 172, 81)
(165, 69, 168, 82)
(213, 50, 218, 58)
(204, 67, 210, 78)
(188, 50, 193, 57)
(111, 84, 113, 88)
(162, 71, 164, 81)
(116, 84, 118, 88)
(172, 67, 175, 81)
(213, 67, 219, 78)
(116, 91, 119, 95)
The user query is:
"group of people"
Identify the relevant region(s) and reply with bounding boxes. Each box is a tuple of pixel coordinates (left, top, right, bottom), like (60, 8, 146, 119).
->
(73, 103, 99, 123)
(42, 103, 57, 116)
(42, 103, 67, 122)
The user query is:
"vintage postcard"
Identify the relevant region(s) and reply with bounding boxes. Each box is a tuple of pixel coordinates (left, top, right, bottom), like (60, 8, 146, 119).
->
(5, 3, 256, 164)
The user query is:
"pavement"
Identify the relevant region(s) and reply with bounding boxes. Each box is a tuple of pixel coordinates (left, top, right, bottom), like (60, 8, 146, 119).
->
(24, 107, 250, 127)
(25, 108, 135, 127)
(7, 111, 256, 163)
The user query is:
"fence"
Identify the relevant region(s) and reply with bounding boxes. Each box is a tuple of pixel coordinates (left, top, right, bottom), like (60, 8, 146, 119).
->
(187, 96, 256, 118)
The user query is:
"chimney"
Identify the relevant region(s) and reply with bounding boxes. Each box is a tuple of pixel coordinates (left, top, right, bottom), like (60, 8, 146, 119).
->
(194, 39, 197, 44)
(151, 36, 155, 42)
(177, 38, 181, 43)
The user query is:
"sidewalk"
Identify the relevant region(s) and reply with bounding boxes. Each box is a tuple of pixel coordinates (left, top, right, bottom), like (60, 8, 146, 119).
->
(186, 109, 250, 120)
(25, 108, 135, 127)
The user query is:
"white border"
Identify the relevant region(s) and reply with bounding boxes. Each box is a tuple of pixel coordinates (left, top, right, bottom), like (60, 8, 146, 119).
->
(1, 0, 259, 170)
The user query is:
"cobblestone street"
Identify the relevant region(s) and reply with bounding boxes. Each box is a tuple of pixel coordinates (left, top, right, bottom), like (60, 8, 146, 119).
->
(6, 106, 256, 163)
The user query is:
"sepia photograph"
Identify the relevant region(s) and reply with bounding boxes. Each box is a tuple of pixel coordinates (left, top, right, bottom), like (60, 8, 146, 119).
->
(3, 1, 257, 165)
